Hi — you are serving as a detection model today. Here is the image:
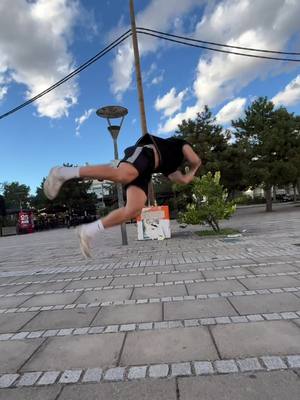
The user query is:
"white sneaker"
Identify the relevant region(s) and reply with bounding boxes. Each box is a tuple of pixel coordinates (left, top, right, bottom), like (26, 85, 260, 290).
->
(77, 225, 93, 259)
(43, 167, 65, 200)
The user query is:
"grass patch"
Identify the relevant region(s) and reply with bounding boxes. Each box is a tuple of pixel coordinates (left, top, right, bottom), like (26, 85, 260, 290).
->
(196, 228, 240, 237)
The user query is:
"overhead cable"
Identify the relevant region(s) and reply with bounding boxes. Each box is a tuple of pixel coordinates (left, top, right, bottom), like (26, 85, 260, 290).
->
(136, 28, 300, 62)
(0, 30, 132, 120)
(137, 27, 300, 56)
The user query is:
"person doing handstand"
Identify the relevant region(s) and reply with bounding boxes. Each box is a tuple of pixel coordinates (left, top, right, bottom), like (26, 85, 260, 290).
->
(44, 133, 201, 258)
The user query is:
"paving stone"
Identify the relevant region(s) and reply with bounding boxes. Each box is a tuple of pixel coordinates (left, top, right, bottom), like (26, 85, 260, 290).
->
(0, 374, 19, 388)
(138, 322, 153, 330)
(104, 367, 125, 381)
(107, 267, 145, 276)
(263, 313, 282, 320)
(22, 308, 97, 331)
(186, 280, 245, 296)
(237, 357, 263, 371)
(88, 326, 105, 334)
(184, 319, 199, 327)
(248, 264, 300, 274)
(112, 275, 156, 286)
(128, 366, 147, 380)
(0, 339, 44, 373)
(202, 267, 252, 279)
(164, 298, 237, 320)
(27, 330, 45, 339)
(82, 368, 103, 383)
(214, 360, 238, 373)
(0, 333, 13, 341)
(63, 278, 112, 290)
(17, 372, 42, 386)
(21, 333, 125, 372)
(157, 271, 203, 283)
(59, 380, 177, 400)
(22, 281, 68, 293)
(148, 364, 169, 378)
(0, 283, 31, 296)
(104, 325, 119, 333)
(43, 329, 59, 337)
(0, 295, 31, 308)
(0, 386, 61, 400)
(281, 312, 299, 319)
(93, 303, 162, 326)
(230, 316, 248, 323)
(211, 321, 300, 358)
(286, 355, 300, 368)
(171, 362, 192, 376)
(120, 323, 136, 332)
(246, 314, 264, 322)
(121, 327, 218, 365)
(230, 293, 300, 314)
(73, 327, 89, 335)
(36, 371, 60, 385)
(241, 276, 300, 290)
(178, 371, 300, 400)
(132, 284, 187, 300)
(194, 361, 214, 375)
(76, 288, 132, 304)
(21, 293, 80, 307)
(261, 356, 287, 370)
(59, 369, 82, 384)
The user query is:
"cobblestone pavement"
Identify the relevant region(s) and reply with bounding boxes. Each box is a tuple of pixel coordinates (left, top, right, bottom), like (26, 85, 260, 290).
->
(0, 203, 299, 399)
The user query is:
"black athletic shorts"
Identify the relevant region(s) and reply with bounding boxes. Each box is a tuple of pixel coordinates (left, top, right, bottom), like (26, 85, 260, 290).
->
(119, 145, 155, 196)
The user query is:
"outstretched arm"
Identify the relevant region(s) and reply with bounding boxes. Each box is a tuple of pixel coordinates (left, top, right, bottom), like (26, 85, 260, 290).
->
(168, 144, 201, 184)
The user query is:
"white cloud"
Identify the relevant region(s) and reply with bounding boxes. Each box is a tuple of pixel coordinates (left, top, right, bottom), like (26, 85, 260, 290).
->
(272, 75, 300, 106)
(110, 0, 204, 98)
(0, 0, 95, 119)
(151, 74, 164, 85)
(158, 104, 200, 134)
(75, 108, 95, 136)
(0, 86, 7, 101)
(216, 97, 246, 125)
(159, 0, 300, 133)
(155, 87, 188, 116)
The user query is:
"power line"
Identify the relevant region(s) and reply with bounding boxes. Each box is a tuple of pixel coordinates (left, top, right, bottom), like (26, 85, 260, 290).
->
(137, 27, 300, 56)
(0, 30, 132, 121)
(1, 26, 300, 122)
(136, 29, 300, 62)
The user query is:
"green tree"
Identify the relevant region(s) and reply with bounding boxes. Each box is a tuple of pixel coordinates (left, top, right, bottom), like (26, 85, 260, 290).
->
(3, 182, 30, 210)
(233, 97, 300, 211)
(175, 105, 249, 195)
(178, 172, 236, 232)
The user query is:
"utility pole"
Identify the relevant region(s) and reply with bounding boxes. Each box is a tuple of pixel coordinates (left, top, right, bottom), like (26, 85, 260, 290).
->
(129, 0, 155, 205)
(129, 0, 147, 136)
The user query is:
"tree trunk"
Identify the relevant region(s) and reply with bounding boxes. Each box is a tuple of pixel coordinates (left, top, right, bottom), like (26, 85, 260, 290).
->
(264, 186, 272, 212)
(207, 217, 218, 232)
(293, 185, 297, 202)
(212, 217, 220, 232)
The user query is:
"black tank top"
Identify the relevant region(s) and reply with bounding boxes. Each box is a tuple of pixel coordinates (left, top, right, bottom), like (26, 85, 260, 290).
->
(135, 133, 189, 176)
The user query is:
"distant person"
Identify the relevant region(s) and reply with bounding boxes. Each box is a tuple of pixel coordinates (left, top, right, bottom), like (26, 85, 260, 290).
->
(44, 133, 201, 258)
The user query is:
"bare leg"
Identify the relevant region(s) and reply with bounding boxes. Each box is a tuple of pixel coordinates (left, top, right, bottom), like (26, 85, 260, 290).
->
(44, 162, 139, 201)
(79, 163, 138, 184)
(102, 185, 147, 228)
(78, 186, 147, 258)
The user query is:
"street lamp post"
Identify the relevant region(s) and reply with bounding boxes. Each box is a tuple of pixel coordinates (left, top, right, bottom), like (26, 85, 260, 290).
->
(96, 105, 128, 246)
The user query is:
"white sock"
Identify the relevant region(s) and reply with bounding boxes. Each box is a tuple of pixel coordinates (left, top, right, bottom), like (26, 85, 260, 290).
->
(82, 219, 105, 238)
(59, 166, 80, 180)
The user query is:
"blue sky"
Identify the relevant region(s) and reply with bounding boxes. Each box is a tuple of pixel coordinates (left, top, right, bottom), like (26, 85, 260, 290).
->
(1, 0, 300, 194)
